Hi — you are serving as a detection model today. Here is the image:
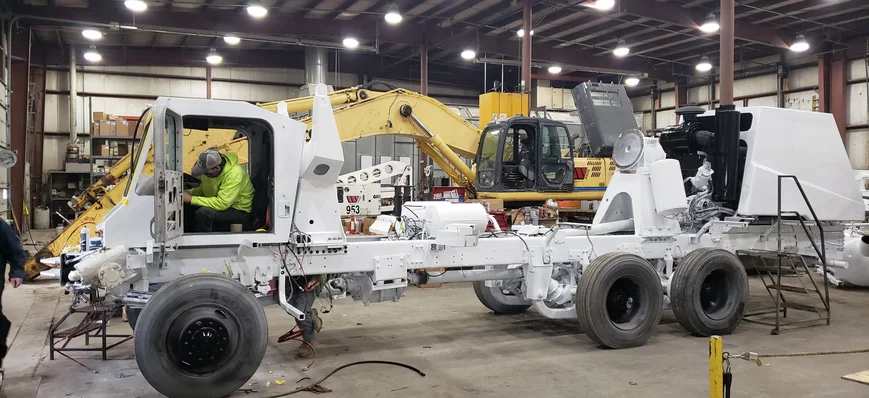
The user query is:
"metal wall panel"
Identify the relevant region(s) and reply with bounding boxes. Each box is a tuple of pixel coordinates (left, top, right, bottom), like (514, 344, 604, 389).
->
(846, 128, 869, 170)
(789, 66, 818, 90)
(847, 83, 868, 127)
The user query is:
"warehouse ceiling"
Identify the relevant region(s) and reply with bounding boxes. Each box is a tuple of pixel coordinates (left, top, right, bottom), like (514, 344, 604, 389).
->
(7, 0, 869, 89)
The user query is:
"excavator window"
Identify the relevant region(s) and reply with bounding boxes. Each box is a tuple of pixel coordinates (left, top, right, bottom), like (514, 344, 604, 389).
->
(538, 124, 574, 190)
(476, 125, 501, 189)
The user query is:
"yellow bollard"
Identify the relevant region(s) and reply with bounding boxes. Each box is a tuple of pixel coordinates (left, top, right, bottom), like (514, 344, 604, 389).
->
(709, 335, 723, 398)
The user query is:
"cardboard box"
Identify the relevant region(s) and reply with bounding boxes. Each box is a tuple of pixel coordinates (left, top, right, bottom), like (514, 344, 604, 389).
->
(362, 217, 377, 234)
(115, 119, 130, 136)
(99, 144, 110, 157)
(467, 198, 505, 211)
(107, 114, 117, 121)
(97, 120, 115, 136)
(92, 111, 106, 121)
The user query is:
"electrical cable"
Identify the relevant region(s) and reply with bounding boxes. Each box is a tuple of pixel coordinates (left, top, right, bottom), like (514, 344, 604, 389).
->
(260, 360, 425, 397)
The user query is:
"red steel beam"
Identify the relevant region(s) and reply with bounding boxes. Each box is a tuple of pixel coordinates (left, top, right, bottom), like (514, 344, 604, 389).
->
(830, 52, 847, 142)
(522, 0, 532, 114)
(9, 29, 29, 227)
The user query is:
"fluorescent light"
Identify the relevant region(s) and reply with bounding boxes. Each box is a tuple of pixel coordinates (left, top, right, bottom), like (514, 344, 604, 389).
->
(119, 25, 139, 30)
(223, 35, 241, 45)
(696, 55, 712, 72)
(790, 34, 809, 52)
(699, 13, 719, 33)
(613, 38, 630, 57)
(548, 65, 562, 74)
(206, 48, 222, 65)
(385, 9, 402, 24)
(343, 37, 360, 49)
(460, 49, 476, 60)
(246, 3, 268, 18)
(84, 45, 102, 62)
(625, 77, 640, 87)
(82, 29, 103, 40)
(595, 0, 615, 10)
(517, 29, 534, 37)
(124, 0, 147, 12)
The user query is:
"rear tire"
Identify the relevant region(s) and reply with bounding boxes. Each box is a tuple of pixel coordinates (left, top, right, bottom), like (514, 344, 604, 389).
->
(134, 274, 268, 398)
(473, 281, 532, 314)
(576, 252, 663, 348)
(670, 248, 748, 336)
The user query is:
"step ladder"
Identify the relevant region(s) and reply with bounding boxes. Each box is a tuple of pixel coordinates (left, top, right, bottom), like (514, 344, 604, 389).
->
(741, 175, 831, 335)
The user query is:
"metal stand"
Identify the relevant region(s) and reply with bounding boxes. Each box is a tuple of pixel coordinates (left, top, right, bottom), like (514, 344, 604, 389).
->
(741, 175, 831, 334)
(48, 288, 132, 363)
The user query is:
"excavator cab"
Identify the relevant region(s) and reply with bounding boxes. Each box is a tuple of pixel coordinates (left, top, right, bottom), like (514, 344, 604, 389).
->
(475, 117, 575, 194)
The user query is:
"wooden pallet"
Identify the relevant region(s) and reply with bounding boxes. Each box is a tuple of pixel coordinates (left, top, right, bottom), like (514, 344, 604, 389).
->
(842, 370, 869, 386)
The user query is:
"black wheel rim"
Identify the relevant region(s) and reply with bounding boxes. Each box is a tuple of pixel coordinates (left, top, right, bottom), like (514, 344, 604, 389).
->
(606, 276, 648, 330)
(699, 268, 735, 320)
(166, 306, 240, 375)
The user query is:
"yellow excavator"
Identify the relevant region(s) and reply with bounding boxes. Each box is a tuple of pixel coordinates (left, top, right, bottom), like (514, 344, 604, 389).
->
(26, 83, 614, 278)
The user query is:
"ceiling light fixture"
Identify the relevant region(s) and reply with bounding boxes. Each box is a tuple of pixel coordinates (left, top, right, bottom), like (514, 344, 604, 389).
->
(83, 45, 102, 62)
(625, 76, 640, 87)
(206, 48, 223, 65)
(700, 13, 720, 33)
(548, 65, 562, 74)
(790, 34, 810, 52)
(385, 5, 402, 24)
(124, 0, 147, 12)
(246, 2, 268, 18)
(343, 37, 360, 49)
(460, 49, 476, 60)
(595, 0, 615, 10)
(517, 29, 534, 37)
(82, 29, 103, 40)
(223, 35, 241, 45)
(696, 55, 713, 72)
(613, 38, 630, 57)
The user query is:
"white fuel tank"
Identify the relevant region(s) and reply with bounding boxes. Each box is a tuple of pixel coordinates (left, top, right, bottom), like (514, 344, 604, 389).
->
(837, 235, 869, 287)
(649, 159, 688, 216)
(428, 203, 489, 234)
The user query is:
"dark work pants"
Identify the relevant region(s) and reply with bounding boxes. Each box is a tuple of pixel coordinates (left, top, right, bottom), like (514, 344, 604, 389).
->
(1, 282, 9, 367)
(185, 205, 249, 233)
(290, 287, 317, 343)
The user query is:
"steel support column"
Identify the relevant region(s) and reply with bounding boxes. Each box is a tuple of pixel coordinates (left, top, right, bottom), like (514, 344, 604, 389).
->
(419, 45, 430, 198)
(206, 65, 212, 99)
(817, 54, 829, 113)
(9, 28, 29, 226)
(521, 0, 532, 114)
(675, 83, 687, 109)
(719, 0, 735, 106)
(830, 52, 847, 142)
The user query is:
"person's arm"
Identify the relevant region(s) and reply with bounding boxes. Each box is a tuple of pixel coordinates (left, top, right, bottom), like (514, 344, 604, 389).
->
(187, 185, 203, 197)
(0, 220, 26, 280)
(191, 169, 243, 211)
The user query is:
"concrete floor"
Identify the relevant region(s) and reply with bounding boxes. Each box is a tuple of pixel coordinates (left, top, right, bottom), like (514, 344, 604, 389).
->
(4, 271, 869, 398)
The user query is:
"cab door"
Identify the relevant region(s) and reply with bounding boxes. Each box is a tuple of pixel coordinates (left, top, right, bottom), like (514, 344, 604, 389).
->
(536, 123, 575, 192)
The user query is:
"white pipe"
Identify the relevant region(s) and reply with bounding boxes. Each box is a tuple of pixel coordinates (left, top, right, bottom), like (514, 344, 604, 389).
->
(69, 43, 77, 143)
(277, 272, 305, 321)
(560, 219, 635, 236)
(532, 300, 575, 319)
(828, 260, 849, 270)
(422, 268, 523, 284)
(487, 215, 502, 232)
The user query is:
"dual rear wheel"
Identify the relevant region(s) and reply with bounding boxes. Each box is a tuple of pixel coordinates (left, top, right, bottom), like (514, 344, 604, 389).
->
(474, 249, 748, 349)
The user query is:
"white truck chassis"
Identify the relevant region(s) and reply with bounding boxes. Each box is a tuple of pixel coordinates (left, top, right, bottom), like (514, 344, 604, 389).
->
(62, 85, 865, 398)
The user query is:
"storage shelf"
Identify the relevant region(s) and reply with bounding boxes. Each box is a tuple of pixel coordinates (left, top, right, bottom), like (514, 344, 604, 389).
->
(92, 156, 125, 160)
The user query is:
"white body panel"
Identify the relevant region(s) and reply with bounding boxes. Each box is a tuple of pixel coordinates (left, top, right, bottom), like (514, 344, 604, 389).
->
(735, 107, 863, 221)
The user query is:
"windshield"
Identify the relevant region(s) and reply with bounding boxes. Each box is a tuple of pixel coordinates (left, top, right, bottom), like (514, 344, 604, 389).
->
(476, 124, 502, 189)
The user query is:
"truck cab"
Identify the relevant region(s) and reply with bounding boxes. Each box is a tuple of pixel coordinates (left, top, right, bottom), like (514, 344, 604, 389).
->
(475, 117, 575, 194)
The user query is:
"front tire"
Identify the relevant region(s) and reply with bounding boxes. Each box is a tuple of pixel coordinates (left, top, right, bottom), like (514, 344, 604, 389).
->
(473, 281, 532, 314)
(134, 274, 268, 398)
(670, 248, 748, 336)
(576, 252, 664, 348)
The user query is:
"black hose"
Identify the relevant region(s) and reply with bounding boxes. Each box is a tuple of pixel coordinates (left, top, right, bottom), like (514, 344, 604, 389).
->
(261, 360, 425, 397)
(360, 80, 399, 91)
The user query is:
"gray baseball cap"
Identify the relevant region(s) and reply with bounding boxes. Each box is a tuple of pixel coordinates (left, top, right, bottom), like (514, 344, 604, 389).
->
(191, 149, 222, 177)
